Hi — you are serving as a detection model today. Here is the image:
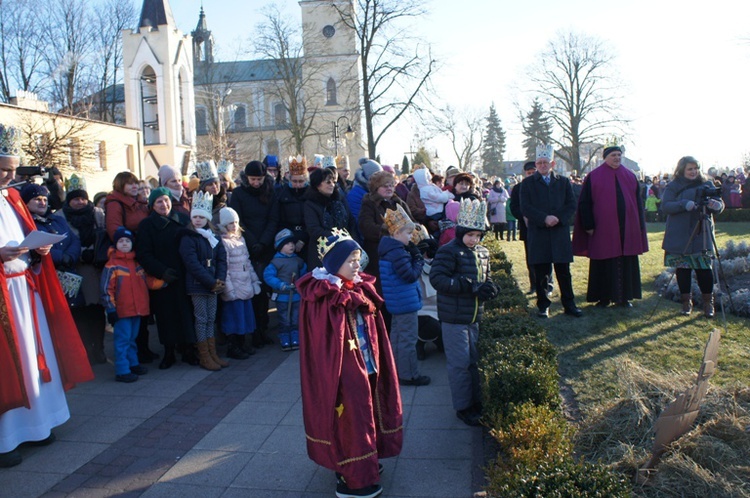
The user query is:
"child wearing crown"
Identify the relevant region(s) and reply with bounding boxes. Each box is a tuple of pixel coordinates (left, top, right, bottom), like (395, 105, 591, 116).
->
(178, 192, 228, 371)
(429, 199, 498, 427)
(378, 204, 430, 386)
(297, 229, 403, 498)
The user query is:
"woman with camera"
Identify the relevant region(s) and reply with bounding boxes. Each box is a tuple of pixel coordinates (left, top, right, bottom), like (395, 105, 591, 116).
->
(661, 156, 724, 317)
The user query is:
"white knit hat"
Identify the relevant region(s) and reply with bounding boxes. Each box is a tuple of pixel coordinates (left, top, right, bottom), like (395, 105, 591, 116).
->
(218, 206, 239, 228)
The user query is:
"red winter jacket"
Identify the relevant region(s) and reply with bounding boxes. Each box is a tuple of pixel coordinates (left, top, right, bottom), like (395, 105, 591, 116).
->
(101, 248, 164, 318)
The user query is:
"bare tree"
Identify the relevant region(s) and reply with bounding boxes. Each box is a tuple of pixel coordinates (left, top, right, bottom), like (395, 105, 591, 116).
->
(525, 30, 627, 173)
(17, 112, 97, 173)
(251, 4, 327, 156)
(40, 0, 96, 114)
(0, 0, 46, 102)
(89, 0, 137, 122)
(194, 62, 239, 163)
(427, 105, 483, 171)
(335, 0, 436, 158)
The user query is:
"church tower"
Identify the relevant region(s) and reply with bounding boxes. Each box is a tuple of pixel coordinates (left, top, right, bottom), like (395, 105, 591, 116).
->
(122, 0, 196, 178)
(191, 6, 214, 65)
(299, 0, 365, 161)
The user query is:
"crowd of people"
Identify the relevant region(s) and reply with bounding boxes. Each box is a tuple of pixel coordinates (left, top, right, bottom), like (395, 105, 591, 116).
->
(0, 116, 733, 496)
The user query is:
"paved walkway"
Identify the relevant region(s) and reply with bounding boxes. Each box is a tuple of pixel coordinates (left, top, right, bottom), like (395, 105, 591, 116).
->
(0, 328, 484, 497)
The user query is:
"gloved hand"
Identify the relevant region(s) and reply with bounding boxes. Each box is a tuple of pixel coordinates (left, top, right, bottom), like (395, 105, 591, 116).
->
(162, 268, 179, 283)
(477, 281, 498, 301)
(294, 240, 305, 253)
(107, 311, 119, 326)
(211, 280, 226, 293)
(61, 253, 75, 268)
(405, 242, 422, 259)
(707, 198, 722, 211)
(250, 243, 265, 260)
(685, 200, 696, 211)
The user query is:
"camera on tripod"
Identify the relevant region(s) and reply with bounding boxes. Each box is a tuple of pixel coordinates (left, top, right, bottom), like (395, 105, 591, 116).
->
(15, 165, 48, 179)
(695, 183, 721, 208)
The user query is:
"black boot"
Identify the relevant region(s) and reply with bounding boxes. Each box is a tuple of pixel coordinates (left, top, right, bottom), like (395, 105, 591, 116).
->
(227, 335, 250, 360)
(252, 329, 266, 349)
(181, 343, 199, 366)
(159, 344, 176, 370)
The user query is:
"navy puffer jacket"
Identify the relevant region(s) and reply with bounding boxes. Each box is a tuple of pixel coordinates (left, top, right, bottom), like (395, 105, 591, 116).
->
(177, 229, 228, 295)
(429, 238, 491, 324)
(378, 236, 423, 314)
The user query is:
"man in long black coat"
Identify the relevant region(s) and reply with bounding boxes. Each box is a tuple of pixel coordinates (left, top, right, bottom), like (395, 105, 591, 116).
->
(509, 162, 537, 294)
(520, 146, 582, 318)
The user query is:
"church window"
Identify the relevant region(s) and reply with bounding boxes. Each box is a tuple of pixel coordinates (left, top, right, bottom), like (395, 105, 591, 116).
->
(266, 139, 280, 157)
(196, 106, 208, 135)
(232, 104, 246, 131)
(274, 102, 287, 128)
(140, 66, 160, 145)
(326, 78, 337, 105)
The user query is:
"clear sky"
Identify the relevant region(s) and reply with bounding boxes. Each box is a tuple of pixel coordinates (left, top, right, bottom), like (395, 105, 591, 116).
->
(168, 0, 750, 175)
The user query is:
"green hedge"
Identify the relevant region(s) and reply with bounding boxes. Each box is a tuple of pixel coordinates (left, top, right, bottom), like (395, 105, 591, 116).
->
(715, 208, 750, 222)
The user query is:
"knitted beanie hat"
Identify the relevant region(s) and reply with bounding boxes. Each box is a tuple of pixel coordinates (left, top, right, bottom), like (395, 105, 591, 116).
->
(245, 160, 266, 177)
(113, 226, 135, 244)
(148, 187, 171, 209)
(158, 164, 181, 186)
(323, 238, 361, 276)
(274, 228, 295, 250)
(354, 158, 382, 188)
(218, 206, 239, 228)
(20, 183, 49, 204)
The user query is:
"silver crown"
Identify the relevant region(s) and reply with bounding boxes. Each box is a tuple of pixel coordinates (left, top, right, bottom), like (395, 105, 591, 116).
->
(456, 198, 487, 231)
(217, 159, 234, 179)
(195, 160, 218, 182)
(536, 144, 554, 161)
(191, 191, 213, 219)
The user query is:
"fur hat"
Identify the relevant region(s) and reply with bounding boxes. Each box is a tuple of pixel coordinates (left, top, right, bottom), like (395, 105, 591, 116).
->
(113, 226, 135, 245)
(158, 164, 181, 186)
(20, 183, 49, 204)
(218, 206, 239, 228)
(274, 228, 296, 250)
(453, 172, 474, 188)
(368, 170, 395, 192)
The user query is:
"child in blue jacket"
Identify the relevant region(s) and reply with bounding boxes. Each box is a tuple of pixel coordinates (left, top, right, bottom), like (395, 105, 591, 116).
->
(378, 205, 430, 386)
(264, 229, 307, 351)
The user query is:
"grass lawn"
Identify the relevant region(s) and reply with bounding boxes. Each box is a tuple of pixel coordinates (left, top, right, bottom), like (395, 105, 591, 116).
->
(496, 222, 750, 416)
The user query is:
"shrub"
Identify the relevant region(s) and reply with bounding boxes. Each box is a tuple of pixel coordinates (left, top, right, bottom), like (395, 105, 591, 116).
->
(714, 208, 750, 222)
(480, 310, 546, 343)
(488, 402, 572, 469)
(480, 336, 559, 420)
(485, 458, 632, 498)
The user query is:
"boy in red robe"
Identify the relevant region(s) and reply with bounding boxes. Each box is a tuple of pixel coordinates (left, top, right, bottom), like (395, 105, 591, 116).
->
(297, 228, 402, 498)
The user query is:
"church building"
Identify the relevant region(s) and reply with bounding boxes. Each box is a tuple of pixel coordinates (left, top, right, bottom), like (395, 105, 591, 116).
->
(122, 0, 366, 175)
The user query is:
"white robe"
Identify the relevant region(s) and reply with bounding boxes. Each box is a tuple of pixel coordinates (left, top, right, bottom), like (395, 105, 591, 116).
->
(0, 190, 69, 453)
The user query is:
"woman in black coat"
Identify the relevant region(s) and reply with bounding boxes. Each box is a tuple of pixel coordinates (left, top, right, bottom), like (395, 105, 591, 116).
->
(136, 188, 196, 369)
(661, 156, 724, 317)
(270, 169, 309, 257)
(303, 168, 357, 268)
(228, 160, 277, 347)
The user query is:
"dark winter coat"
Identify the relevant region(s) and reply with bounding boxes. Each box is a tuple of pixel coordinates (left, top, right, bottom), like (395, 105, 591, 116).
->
(303, 187, 357, 268)
(358, 191, 414, 281)
(661, 176, 724, 255)
(509, 183, 528, 241)
(429, 238, 491, 325)
(177, 229, 228, 295)
(32, 212, 81, 271)
(270, 184, 309, 251)
(228, 179, 277, 264)
(378, 236, 423, 315)
(519, 171, 576, 265)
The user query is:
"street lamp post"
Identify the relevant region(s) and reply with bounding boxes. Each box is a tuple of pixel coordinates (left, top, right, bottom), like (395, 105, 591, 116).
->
(332, 116, 355, 156)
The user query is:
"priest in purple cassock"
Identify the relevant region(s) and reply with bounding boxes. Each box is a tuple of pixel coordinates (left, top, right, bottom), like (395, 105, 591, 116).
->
(572, 146, 649, 307)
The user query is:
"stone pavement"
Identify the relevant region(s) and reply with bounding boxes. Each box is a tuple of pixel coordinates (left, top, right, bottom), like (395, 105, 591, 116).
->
(0, 331, 485, 497)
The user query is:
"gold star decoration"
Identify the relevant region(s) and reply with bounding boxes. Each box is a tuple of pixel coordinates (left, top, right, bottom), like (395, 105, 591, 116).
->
(348, 339, 357, 351)
(335, 403, 344, 417)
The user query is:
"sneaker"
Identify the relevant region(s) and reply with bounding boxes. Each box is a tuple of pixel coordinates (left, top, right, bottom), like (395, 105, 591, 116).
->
(335, 479, 383, 498)
(537, 308, 549, 318)
(130, 365, 148, 375)
(115, 373, 138, 383)
(399, 375, 431, 386)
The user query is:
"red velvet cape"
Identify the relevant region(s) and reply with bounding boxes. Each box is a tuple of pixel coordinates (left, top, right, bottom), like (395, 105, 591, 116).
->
(0, 188, 94, 416)
(297, 271, 403, 489)
(572, 163, 648, 259)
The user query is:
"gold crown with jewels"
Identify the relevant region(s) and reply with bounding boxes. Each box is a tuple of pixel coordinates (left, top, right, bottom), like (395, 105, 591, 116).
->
(317, 227, 355, 262)
(288, 155, 307, 176)
(383, 203, 414, 236)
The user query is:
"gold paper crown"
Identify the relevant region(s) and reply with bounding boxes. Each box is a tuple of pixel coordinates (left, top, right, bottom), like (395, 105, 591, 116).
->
(536, 144, 554, 161)
(411, 224, 429, 244)
(288, 155, 307, 176)
(217, 159, 234, 179)
(336, 155, 349, 169)
(456, 198, 487, 231)
(383, 204, 414, 236)
(322, 156, 336, 169)
(0, 123, 21, 157)
(195, 160, 218, 182)
(191, 190, 213, 218)
(317, 227, 355, 262)
(66, 173, 87, 193)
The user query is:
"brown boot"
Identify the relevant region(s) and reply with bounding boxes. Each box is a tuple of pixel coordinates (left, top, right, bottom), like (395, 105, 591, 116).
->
(680, 294, 692, 315)
(196, 341, 221, 371)
(702, 293, 715, 318)
(207, 337, 229, 368)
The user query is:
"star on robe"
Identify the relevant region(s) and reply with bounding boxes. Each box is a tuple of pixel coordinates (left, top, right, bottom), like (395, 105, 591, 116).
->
(348, 339, 357, 351)
(335, 403, 344, 417)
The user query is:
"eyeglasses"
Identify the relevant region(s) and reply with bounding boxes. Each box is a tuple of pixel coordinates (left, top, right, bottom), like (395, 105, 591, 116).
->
(380, 184, 395, 189)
